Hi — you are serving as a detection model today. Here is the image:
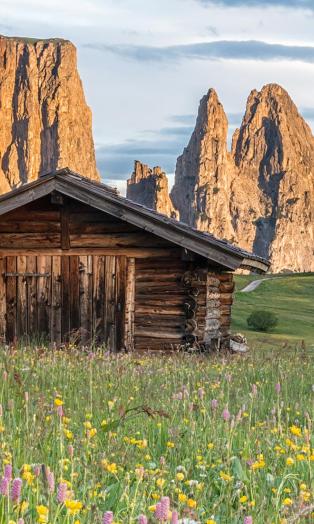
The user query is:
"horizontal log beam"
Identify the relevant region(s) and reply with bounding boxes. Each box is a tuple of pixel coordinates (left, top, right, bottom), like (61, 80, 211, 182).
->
(0, 248, 177, 258)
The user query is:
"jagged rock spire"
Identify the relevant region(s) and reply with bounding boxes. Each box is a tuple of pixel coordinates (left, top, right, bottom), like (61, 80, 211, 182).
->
(0, 35, 99, 193)
(127, 161, 178, 218)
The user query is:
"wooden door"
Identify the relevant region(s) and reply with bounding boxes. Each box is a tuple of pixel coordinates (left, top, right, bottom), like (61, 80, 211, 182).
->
(0, 255, 129, 350)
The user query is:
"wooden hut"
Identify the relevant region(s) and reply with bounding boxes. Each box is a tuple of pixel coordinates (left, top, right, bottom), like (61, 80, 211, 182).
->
(0, 169, 269, 350)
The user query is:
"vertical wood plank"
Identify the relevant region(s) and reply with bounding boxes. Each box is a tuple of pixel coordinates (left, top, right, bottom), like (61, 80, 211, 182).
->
(124, 257, 135, 351)
(61, 256, 70, 341)
(79, 255, 89, 344)
(17, 256, 27, 339)
(93, 255, 105, 344)
(37, 255, 52, 341)
(51, 256, 62, 345)
(115, 256, 127, 352)
(6, 256, 17, 343)
(69, 255, 80, 340)
(104, 256, 116, 351)
(0, 257, 6, 342)
(26, 256, 38, 338)
(61, 206, 70, 250)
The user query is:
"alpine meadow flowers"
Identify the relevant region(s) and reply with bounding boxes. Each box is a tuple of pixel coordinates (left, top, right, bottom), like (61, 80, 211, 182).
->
(0, 345, 313, 522)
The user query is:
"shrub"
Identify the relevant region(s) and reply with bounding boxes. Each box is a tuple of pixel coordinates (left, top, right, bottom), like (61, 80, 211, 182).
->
(247, 310, 278, 332)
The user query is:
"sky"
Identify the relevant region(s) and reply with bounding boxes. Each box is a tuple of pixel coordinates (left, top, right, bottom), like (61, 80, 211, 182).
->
(1, 0, 314, 193)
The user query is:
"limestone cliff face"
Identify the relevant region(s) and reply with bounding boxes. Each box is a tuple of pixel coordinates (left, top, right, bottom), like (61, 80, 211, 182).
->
(231, 84, 314, 272)
(127, 161, 178, 218)
(171, 89, 237, 242)
(0, 35, 99, 193)
(171, 84, 314, 273)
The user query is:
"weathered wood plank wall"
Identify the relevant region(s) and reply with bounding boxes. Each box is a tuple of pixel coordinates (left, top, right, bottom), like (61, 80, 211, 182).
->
(0, 195, 234, 351)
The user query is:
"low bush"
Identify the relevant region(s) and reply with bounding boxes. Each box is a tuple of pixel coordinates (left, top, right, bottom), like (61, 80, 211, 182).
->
(247, 310, 278, 332)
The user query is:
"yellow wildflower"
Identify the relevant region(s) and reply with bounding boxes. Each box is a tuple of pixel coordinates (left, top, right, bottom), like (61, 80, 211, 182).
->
(65, 499, 83, 515)
(36, 504, 49, 524)
(219, 471, 233, 482)
(290, 425, 302, 437)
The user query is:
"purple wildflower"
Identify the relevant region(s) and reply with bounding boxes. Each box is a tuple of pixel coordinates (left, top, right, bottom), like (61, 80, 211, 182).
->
(47, 471, 55, 493)
(171, 510, 179, 523)
(138, 515, 148, 524)
(11, 477, 22, 503)
(154, 502, 163, 520)
(103, 511, 114, 524)
(160, 496, 170, 519)
(0, 477, 9, 496)
(222, 408, 231, 421)
(57, 482, 67, 503)
(198, 387, 205, 400)
(33, 465, 41, 477)
(4, 464, 12, 481)
(275, 383, 281, 394)
(211, 399, 218, 410)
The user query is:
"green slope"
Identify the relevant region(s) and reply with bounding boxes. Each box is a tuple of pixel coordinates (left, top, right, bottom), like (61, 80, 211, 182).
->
(232, 273, 314, 349)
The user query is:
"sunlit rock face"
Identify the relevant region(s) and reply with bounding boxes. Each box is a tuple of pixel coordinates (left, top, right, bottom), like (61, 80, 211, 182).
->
(0, 35, 99, 193)
(172, 84, 314, 273)
(127, 161, 178, 219)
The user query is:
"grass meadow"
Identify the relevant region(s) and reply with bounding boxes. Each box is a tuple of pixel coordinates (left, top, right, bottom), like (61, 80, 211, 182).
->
(232, 274, 314, 350)
(0, 346, 313, 523)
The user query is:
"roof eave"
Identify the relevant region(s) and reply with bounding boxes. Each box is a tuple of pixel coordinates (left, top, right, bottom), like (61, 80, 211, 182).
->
(240, 257, 270, 274)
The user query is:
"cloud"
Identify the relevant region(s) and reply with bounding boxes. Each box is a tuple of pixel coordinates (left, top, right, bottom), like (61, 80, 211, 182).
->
(95, 126, 193, 180)
(86, 40, 314, 65)
(197, 0, 314, 9)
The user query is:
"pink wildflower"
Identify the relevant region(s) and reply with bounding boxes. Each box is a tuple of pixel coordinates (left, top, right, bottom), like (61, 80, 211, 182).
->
(0, 477, 9, 496)
(47, 471, 55, 493)
(222, 408, 231, 421)
(154, 502, 163, 520)
(275, 383, 281, 394)
(103, 511, 114, 524)
(244, 517, 253, 524)
(197, 387, 205, 400)
(57, 405, 64, 417)
(138, 515, 148, 524)
(251, 384, 257, 396)
(160, 496, 170, 519)
(4, 464, 12, 481)
(171, 510, 179, 523)
(68, 445, 74, 458)
(57, 482, 67, 503)
(211, 399, 218, 410)
(11, 477, 22, 503)
(18, 519, 25, 524)
(33, 465, 41, 477)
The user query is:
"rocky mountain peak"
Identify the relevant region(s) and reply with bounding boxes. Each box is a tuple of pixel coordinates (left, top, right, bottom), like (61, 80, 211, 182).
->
(127, 161, 178, 218)
(0, 35, 99, 193)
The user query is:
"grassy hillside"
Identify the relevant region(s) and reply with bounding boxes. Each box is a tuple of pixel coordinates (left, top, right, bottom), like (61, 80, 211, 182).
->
(232, 273, 314, 349)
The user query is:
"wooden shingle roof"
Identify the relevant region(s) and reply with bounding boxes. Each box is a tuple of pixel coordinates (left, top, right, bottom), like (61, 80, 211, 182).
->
(0, 168, 270, 272)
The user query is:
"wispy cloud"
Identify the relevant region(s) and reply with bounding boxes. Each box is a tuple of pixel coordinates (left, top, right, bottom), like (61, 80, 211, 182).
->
(86, 40, 314, 64)
(96, 131, 191, 180)
(197, 0, 314, 10)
